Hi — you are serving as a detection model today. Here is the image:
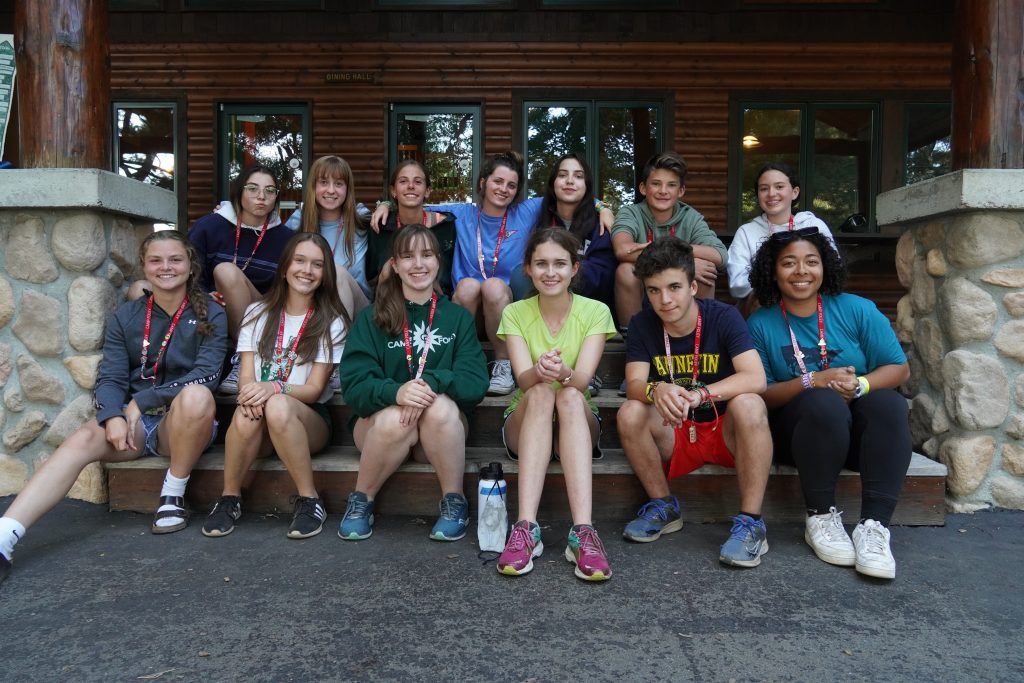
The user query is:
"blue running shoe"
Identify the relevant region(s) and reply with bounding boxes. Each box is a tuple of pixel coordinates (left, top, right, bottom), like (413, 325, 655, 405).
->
(623, 496, 683, 543)
(338, 491, 374, 540)
(430, 493, 470, 541)
(719, 514, 769, 567)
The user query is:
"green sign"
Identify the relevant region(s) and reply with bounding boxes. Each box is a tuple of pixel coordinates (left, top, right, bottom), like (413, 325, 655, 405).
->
(0, 35, 14, 161)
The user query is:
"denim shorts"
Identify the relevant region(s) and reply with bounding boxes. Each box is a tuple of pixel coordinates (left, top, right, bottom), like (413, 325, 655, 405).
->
(137, 410, 219, 458)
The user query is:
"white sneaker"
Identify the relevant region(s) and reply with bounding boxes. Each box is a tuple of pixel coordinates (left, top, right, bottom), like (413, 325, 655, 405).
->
(487, 359, 515, 396)
(852, 519, 896, 579)
(219, 353, 240, 395)
(804, 507, 856, 566)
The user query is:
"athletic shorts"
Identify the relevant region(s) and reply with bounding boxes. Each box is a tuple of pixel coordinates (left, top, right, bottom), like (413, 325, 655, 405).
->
(665, 417, 734, 479)
(501, 408, 603, 461)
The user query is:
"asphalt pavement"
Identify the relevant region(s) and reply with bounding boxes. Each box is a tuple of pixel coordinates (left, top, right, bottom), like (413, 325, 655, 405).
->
(0, 496, 1021, 682)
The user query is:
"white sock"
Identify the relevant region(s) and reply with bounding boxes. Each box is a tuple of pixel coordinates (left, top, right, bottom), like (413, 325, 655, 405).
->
(0, 517, 27, 560)
(155, 472, 190, 528)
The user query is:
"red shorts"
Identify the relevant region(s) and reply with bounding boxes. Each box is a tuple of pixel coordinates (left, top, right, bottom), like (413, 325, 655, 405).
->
(664, 417, 734, 479)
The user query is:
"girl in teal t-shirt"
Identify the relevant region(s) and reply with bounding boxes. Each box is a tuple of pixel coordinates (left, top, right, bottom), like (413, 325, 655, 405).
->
(495, 227, 617, 582)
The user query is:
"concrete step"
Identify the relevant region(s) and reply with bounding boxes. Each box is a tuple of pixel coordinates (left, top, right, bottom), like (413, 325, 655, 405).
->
(107, 448, 946, 526)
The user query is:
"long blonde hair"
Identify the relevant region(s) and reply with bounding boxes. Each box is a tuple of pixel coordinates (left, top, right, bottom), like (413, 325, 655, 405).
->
(299, 155, 364, 263)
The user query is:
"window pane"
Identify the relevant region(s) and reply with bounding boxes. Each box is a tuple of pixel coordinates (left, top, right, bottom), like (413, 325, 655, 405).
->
(905, 104, 951, 185)
(739, 108, 801, 222)
(525, 105, 587, 198)
(396, 111, 476, 204)
(115, 105, 175, 192)
(223, 110, 305, 212)
(598, 105, 658, 209)
(812, 108, 873, 231)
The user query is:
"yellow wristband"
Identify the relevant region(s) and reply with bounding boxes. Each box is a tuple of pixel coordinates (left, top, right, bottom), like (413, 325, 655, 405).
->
(855, 375, 870, 398)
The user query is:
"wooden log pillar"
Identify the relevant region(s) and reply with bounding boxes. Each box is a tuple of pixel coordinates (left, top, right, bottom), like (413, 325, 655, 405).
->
(14, 0, 110, 168)
(951, 0, 1024, 170)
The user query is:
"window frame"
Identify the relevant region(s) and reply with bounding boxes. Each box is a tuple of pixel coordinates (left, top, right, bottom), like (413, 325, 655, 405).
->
(514, 90, 672, 206)
(386, 101, 484, 203)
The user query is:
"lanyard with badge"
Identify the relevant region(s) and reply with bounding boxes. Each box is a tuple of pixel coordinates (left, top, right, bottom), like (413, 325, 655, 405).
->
(662, 306, 717, 443)
(403, 292, 438, 379)
(476, 209, 509, 279)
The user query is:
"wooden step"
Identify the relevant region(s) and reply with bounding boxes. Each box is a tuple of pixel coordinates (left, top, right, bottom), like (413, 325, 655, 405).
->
(107, 448, 946, 525)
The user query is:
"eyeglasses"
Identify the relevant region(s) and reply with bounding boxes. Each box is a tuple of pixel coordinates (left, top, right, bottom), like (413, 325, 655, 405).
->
(243, 183, 279, 197)
(768, 226, 819, 243)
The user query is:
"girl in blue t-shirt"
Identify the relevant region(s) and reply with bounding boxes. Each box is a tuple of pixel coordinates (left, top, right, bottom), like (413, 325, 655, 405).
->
(747, 230, 910, 580)
(495, 227, 617, 582)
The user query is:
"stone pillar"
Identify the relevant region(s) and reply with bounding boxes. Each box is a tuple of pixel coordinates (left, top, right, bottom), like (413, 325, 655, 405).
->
(0, 169, 174, 502)
(879, 169, 1024, 511)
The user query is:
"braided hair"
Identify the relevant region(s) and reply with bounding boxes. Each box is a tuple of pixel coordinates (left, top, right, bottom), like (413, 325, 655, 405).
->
(138, 230, 215, 337)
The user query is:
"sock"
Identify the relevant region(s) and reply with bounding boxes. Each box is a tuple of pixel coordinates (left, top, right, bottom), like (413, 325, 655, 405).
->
(0, 517, 27, 560)
(739, 511, 761, 521)
(155, 471, 190, 528)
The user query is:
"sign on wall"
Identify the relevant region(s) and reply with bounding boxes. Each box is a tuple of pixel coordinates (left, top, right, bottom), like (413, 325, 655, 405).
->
(0, 34, 14, 161)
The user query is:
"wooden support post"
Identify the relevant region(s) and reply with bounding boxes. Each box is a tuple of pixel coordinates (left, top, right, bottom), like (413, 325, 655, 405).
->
(14, 0, 110, 168)
(951, 0, 1024, 170)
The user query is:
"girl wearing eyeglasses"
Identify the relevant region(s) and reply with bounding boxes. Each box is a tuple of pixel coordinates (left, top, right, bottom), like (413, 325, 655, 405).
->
(747, 230, 910, 580)
(728, 162, 835, 314)
(0, 231, 227, 587)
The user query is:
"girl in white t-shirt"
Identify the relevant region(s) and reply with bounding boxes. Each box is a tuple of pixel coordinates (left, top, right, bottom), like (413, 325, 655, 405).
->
(202, 233, 348, 540)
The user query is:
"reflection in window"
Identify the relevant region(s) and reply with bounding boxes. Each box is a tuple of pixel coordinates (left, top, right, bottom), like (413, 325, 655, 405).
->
(522, 99, 662, 209)
(393, 107, 480, 204)
(905, 104, 951, 185)
(115, 104, 175, 191)
(812, 108, 873, 231)
(739, 108, 800, 221)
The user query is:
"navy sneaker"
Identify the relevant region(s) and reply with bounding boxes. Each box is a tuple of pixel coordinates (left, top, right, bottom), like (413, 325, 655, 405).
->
(430, 493, 470, 541)
(339, 491, 375, 540)
(0, 553, 10, 587)
(202, 495, 242, 538)
(719, 514, 769, 567)
(288, 496, 326, 539)
(623, 496, 683, 542)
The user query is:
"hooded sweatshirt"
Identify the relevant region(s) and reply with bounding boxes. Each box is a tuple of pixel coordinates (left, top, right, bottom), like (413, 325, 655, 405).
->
(188, 201, 293, 294)
(727, 211, 835, 299)
(611, 201, 728, 265)
(338, 295, 488, 420)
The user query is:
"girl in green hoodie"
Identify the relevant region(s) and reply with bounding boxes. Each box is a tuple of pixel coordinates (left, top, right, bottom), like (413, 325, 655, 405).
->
(338, 225, 488, 542)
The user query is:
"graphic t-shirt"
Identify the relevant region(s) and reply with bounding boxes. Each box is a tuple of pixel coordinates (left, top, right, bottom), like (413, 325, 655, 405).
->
(497, 294, 616, 415)
(626, 298, 754, 421)
(236, 303, 346, 404)
(747, 293, 906, 384)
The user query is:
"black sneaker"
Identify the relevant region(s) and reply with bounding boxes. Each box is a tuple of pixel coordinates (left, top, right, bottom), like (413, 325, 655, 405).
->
(202, 496, 242, 537)
(0, 553, 11, 586)
(288, 496, 326, 539)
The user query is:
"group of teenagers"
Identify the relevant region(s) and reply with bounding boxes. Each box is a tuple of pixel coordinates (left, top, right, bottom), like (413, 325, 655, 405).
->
(0, 149, 913, 587)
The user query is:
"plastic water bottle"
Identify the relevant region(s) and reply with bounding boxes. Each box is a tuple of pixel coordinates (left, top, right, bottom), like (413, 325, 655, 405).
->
(477, 461, 508, 553)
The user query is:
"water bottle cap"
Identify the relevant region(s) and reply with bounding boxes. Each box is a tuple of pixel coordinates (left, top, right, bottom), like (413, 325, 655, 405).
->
(479, 461, 504, 481)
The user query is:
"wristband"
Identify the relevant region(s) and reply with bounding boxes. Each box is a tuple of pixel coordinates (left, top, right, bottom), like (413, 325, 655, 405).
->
(561, 369, 574, 385)
(854, 375, 870, 398)
(800, 372, 813, 390)
(645, 381, 659, 403)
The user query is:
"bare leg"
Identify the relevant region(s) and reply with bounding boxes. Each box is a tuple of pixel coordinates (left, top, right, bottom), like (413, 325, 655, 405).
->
(452, 277, 482, 318)
(213, 262, 261, 338)
(352, 407, 419, 498)
(4, 420, 143, 529)
(222, 409, 274, 497)
(481, 277, 512, 360)
(504, 383, 556, 522)
(263, 395, 330, 498)
(335, 266, 370, 319)
(156, 385, 217, 478)
(616, 399, 676, 499)
(721, 393, 772, 515)
(615, 262, 643, 327)
(413, 395, 467, 496)
(555, 387, 599, 526)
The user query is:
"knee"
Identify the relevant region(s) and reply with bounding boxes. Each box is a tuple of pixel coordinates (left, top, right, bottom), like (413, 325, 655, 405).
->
(615, 263, 637, 286)
(420, 396, 461, 429)
(371, 406, 417, 440)
(213, 261, 244, 289)
(797, 388, 849, 427)
(728, 393, 768, 427)
(173, 385, 216, 421)
(616, 399, 649, 434)
(263, 395, 297, 430)
(453, 278, 480, 300)
(481, 278, 511, 305)
(555, 386, 586, 415)
(524, 382, 556, 408)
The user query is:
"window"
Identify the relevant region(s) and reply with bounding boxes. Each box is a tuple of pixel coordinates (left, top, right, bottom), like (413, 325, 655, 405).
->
(113, 101, 179, 228)
(904, 103, 951, 185)
(388, 104, 482, 204)
(218, 103, 310, 218)
(736, 102, 879, 232)
(522, 99, 662, 209)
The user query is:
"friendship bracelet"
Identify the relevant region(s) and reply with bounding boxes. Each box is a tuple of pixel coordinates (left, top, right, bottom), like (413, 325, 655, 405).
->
(854, 375, 870, 399)
(645, 381, 660, 403)
(801, 372, 813, 390)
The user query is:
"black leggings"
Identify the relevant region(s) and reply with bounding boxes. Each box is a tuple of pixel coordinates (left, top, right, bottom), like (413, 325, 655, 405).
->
(770, 388, 911, 526)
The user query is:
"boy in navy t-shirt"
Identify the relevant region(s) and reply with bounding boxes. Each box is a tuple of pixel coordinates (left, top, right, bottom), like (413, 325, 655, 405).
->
(617, 237, 773, 567)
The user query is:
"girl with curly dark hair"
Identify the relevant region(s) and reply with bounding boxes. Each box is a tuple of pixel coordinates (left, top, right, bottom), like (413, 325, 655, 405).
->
(747, 230, 911, 580)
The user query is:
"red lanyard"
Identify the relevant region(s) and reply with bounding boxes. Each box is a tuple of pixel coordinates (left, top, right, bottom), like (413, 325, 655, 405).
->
(273, 306, 314, 381)
(139, 296, 190, 383)
(476, 210, 509, 279)
(646, 223, 678, 243)
(403, 292, 438, 379)
(397, 210, 429, 231)
(780, 294, 829, 373)
(662, 307, 702, 385)
(787, 215, 795, 231)
(233, 216, 270, 273)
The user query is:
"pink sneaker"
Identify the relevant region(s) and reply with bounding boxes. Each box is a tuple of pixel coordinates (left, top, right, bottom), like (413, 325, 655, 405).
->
(564, 525, 612, 581)
(497, 520, 544, 576)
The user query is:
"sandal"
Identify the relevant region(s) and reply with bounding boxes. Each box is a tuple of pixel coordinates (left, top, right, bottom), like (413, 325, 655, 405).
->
(151, 495, 190, 534)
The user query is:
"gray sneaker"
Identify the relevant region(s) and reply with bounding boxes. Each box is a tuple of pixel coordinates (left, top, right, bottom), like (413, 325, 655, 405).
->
(487, 359, 515, 396)
(219, 353, 240, 394)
